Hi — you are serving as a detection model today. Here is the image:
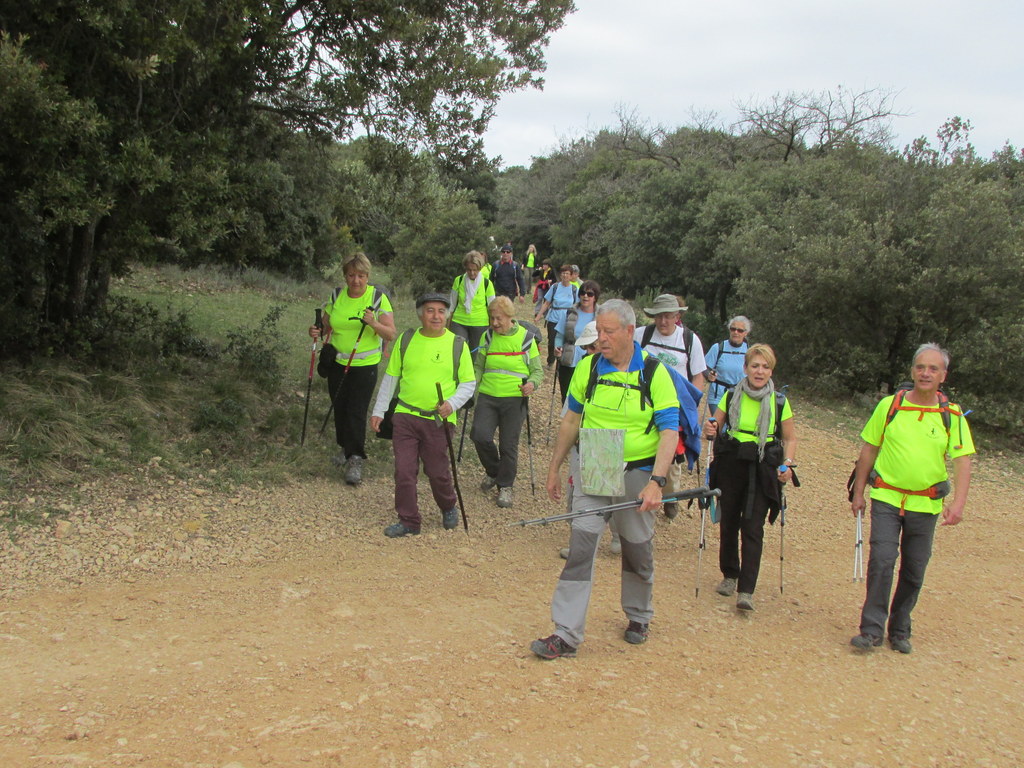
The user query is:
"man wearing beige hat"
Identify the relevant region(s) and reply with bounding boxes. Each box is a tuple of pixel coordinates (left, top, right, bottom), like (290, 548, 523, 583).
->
(635, 293, 707, 519)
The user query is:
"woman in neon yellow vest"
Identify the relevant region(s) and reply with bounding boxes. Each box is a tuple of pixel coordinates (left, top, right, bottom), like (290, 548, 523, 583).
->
(471, 297, 544, 509)
(703, 344, 797, 613)
(449, 250, 495, 355)
(309, 252, 396, 485)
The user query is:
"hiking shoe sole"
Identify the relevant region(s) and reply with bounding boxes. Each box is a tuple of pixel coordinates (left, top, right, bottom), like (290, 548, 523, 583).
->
(530, 635, 577, 660)
(736, 593, 754, 611)
(624, 621, 649, 645)
(716, 578, 738, 596)
(889, 636, 913, 654)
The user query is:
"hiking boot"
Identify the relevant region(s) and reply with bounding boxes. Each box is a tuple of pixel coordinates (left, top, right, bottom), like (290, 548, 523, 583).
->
(442, 507, 459, 530)
(736, 592, 754, 611)
(332, 452, 346, 468)
(530, 633, 577, 660)
(344, 455, 364, 485)
(497, 487, 514, 508)
(664, 502, 680, 520)
(716, 577, 738, 597)
(889, 634, 913, 654)
(558, 547, 570, 560)
(610, 533, 622, 555)
(850, 633, 883, 650)
(480, 475, 498, 492)
(384, 522, 420, 538)
(624, 620, 649, 645)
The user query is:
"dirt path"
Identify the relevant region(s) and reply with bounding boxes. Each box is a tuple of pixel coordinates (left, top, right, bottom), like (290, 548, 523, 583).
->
(2, 387, 1022, 767)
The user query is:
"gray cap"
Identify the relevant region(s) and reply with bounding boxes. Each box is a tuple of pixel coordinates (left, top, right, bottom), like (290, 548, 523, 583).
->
(643, 293, 687, 317)
(415, 292, 451, 309)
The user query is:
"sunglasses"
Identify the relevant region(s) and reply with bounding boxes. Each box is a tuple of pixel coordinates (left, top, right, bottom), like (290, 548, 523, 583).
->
(580, 290, 597, 297)
(729, 327, 748, 333)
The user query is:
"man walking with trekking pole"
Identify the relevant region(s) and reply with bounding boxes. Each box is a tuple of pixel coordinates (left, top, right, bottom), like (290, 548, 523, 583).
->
(848, 343, 974, 654)
(370, 293, 476, 537)
(530, 299, 679, 659)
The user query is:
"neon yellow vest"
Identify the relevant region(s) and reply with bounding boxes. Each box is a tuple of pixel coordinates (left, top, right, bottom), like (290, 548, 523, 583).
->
(480, 324, 537, 398)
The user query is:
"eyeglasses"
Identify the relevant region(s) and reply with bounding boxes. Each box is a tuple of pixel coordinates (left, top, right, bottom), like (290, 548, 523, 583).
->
(729, 327, 748, 333)
(580, 290, 596, 297)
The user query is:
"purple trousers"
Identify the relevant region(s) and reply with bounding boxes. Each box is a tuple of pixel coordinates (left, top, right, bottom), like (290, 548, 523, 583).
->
(392, 412, 458, 530)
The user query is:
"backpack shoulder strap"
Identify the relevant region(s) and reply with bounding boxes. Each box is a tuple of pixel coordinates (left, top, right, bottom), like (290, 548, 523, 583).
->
(641, 354, 660, 409)
(774, 390, 786, 440)
(584, 352, 601, 402)
(641, 324, 656, 348)
(452, 334, 466, 383)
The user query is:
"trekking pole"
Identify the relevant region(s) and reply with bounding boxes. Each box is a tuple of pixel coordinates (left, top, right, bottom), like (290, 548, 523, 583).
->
(693, 380, 712, 511)
(853, 507, 865, 582)
(545, 368, 558, 445)
(512, 487, 721, 527)
(779, 487, 787, 595)
(318, 315, 370, 438)
(523, 396, 536, 497)
(457, 403, 471, 462)
(300, 308, 322, 446)
(695, 500, 707, 598)
(436, 383, 469, 534)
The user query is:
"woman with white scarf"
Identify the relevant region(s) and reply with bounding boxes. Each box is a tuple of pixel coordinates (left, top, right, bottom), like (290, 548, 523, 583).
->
(703, 344, 797, 612)
(449, 250, 495, 355)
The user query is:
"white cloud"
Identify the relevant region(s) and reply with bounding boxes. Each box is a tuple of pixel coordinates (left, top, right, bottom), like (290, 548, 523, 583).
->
(485, 0, 1024, 166)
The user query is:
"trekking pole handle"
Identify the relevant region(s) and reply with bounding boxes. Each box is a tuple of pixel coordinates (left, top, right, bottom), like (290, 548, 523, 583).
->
(315, 307, 322, 329)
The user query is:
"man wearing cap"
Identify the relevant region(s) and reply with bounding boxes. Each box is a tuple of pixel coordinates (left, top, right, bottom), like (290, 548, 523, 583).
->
(491, 244, 527, 303)
(370, 293, 476, 537)
(635, 294, 707, 519)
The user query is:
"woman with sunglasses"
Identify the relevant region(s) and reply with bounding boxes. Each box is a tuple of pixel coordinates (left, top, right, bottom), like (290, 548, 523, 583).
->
(553, 280, 601, 403)
(705, 316, 752, 413)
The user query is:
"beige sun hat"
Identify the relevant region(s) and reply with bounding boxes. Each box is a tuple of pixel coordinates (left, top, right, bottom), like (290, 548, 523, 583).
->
(642, 293, 687, 317)
(575, 320, 599, 347)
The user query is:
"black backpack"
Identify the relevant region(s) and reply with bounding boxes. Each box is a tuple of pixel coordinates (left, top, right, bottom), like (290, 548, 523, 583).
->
(640, 324, 696, 381)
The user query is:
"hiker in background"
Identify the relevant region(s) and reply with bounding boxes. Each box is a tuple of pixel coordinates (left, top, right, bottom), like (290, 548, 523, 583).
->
(370, 293, 476, 538)
(704, 344, 797, 612)
(570, 264, 582, 288)
(553, 280, 601, 403)
(535, 264, 579, 367)
(531, 299, 679, 659)
(635, 293, 707, 518)
(491, 243, 526, 302)
(848, 343, 974, 655)
(705, 317, 752, 412)
(472, 297, 543, 509)
(310, 252, 396, 485)
(532, 259, 554, 316)
(449, 250, 495, 355)
(524, 244, 538, 297)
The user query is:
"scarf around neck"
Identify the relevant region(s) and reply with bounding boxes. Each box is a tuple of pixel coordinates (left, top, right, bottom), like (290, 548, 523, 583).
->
(729, 376, 776, 460)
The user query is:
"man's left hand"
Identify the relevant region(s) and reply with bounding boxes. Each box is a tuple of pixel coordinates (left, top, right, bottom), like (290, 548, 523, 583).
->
(941, 499, 965, 526)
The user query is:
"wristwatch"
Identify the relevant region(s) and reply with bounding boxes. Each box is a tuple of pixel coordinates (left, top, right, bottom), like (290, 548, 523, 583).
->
(649, 475, 667, 488)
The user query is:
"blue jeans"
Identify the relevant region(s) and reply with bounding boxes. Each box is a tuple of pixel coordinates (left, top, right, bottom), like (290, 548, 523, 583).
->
(859, 499, 939, 639)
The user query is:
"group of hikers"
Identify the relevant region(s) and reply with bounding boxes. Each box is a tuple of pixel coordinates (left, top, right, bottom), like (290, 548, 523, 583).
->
(309, 246, 975, 661)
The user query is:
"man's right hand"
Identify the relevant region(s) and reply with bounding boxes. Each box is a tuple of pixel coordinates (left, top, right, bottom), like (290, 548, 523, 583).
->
(546, 471, 562, 502)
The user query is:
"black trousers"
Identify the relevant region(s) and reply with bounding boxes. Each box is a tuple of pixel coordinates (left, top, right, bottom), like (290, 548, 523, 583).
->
(715, 450, 771, 594)
(326, 362, 377, 459)
(557, 364, 574, 404)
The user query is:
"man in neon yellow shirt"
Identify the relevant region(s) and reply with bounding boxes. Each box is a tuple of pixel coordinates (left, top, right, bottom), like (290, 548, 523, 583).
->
(370, 293, 476, 538)
(531, 299, 679, 659)
(848, 343, 974, 654)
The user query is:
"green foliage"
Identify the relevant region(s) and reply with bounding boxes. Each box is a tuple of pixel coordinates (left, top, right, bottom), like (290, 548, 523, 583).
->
(224, 306, 289, 390)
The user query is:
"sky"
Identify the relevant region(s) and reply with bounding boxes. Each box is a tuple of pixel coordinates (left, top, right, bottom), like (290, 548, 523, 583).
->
(483, 0, 1024, 168)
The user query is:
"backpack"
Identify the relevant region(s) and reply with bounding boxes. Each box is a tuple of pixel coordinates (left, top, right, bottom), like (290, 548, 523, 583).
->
(640, 324, 696, 381)
(845, 383, 964, 502)
(581, 352, 703, 468)
(560, 309, 580, 366)
(377, 329, 466, 440)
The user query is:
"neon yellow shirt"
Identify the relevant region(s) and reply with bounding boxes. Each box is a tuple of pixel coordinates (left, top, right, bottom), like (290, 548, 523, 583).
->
(323, 286, 393, 367)
(450, 273, 496, 326)
(724, 391, 793, 444)
(568, 350, 677, 462)
(479, 324, 540, 398)
(862, 394, 975, 514)
(385, 330, 474, 423)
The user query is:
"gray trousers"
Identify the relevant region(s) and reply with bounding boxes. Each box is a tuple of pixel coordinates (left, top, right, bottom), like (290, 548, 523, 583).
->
(550, 466, 656, 648)
(859, 499, 939, 639)
(471, 393, 526, 488)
